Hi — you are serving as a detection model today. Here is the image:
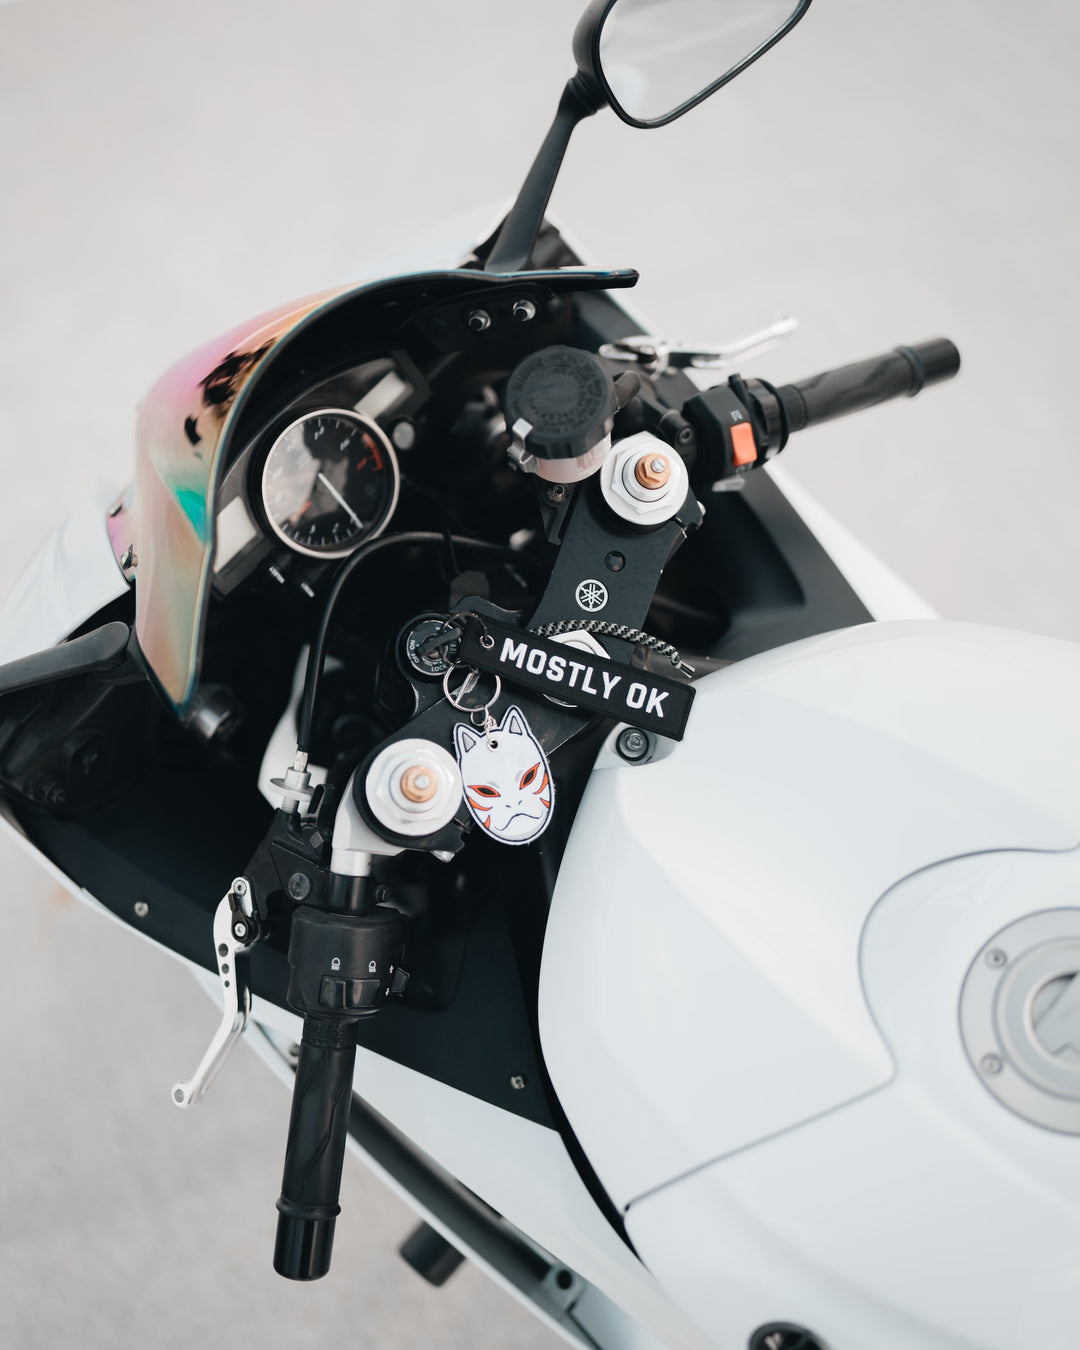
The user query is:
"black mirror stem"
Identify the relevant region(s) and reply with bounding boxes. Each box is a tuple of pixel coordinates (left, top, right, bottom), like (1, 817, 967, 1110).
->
(484, 72, 606, 274)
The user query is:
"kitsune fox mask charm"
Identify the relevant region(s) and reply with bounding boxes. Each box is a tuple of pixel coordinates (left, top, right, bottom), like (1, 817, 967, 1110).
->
(453, 705, 554, 845)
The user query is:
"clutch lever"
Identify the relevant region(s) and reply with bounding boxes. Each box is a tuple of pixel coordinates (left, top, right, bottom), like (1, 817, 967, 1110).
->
(600, 315, 798, 377)
(171, 877, 261, 1108)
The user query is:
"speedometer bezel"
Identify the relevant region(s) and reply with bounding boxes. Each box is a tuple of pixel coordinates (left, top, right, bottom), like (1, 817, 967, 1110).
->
(257, 406, 401, 561)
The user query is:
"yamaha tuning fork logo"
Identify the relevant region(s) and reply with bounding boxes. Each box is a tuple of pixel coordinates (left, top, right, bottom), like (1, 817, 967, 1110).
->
(575, 578, 608, 612)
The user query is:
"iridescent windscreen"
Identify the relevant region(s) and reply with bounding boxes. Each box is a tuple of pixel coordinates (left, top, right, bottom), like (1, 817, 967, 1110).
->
(111, 268, 636, 715)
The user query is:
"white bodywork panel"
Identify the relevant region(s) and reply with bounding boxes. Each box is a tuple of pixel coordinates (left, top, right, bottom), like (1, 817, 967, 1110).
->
(627, 846, 1080, 1350)
(0, 487, 127, 662)
(539, 620, 1080, 1209)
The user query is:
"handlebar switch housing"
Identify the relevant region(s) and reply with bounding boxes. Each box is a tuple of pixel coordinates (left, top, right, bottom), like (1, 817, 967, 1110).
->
(286, 904, 407, 1017)
(682, 380, 771, 486)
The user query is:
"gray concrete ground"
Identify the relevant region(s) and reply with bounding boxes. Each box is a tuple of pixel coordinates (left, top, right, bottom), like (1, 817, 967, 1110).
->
(0, 0, 1078, 1346)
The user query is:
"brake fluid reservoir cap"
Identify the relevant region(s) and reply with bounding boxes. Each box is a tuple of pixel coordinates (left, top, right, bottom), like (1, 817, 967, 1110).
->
(504, 345, 617, 460)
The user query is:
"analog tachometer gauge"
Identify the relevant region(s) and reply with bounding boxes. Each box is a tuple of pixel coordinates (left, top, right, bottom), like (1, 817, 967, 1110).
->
(260, 408, 400, 558)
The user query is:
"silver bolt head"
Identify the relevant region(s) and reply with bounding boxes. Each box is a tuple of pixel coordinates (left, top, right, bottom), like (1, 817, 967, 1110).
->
(617, 728, 650, 761)
(512, 298, 537, 323)
(466, 308, 491, 332)
(980, 1053, 1004, 1075)
(391, 420, 416, 451)
(986, 948, 1007, 968)
(510, 1074, 527, 1091)
(133, 900, 149, 918)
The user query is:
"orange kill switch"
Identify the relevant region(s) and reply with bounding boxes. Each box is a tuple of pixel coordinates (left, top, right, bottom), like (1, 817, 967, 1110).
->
(731, 421, 757, 467)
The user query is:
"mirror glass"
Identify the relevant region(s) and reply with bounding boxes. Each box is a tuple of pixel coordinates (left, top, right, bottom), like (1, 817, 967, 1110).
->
(598, 0, 803, 125)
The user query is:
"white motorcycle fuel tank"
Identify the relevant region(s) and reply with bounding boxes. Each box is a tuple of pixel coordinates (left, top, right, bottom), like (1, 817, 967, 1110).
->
(541, 619, 1080, 1349)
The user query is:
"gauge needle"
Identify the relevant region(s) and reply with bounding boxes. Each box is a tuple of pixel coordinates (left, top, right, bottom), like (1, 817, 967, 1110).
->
(317, 472, 364, 531)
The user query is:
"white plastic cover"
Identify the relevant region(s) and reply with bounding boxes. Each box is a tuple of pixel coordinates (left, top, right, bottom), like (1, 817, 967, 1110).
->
(539, 620, 1080, 1209)
(0, 488, 128, 662)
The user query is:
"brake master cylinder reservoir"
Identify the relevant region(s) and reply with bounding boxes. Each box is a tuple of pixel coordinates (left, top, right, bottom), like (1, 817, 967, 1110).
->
(504, 345, 620, 483)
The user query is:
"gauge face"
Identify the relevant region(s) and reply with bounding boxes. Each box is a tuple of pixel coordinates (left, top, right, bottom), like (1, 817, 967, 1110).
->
(260, 408, 399, 558)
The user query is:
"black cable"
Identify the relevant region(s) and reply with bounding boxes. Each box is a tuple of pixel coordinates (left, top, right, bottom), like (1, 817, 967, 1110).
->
(295, 531, 522, 755)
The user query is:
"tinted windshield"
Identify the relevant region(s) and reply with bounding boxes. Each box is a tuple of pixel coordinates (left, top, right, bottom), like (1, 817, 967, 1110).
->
(111, 268, 635, 715)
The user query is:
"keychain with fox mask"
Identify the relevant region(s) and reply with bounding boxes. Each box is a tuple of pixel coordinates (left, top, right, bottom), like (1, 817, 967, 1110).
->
(443, 665, 554, 845)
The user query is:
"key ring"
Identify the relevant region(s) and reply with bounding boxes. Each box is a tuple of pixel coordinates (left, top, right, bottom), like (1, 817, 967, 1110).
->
(443, 665, 503, 745)
(442, 665, 502, 717)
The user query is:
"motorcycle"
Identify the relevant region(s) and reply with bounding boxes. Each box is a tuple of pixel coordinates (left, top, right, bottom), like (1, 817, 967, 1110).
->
(3, 2, 1079, 1349)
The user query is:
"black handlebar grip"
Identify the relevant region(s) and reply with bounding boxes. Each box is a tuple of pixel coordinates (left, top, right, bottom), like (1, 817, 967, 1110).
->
(776, 338, 960, 434)
(273, 1015, 357, 1280)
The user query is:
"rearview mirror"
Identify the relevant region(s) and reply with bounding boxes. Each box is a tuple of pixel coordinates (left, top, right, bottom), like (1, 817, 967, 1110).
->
(575, 0, 813, 128)
(486, 0, 812, 272)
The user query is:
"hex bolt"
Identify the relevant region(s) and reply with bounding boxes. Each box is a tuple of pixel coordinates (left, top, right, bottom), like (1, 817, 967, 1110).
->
(512, 298, 537, 323)
(465, 308, 491, 333)
(545, 483, 566, 504)
(509, 1074, 527, 1091)
(400, 765, 438, 804)
(605, 550, 626, 572)
(616, 728, 650, 762)
(233, 879, 248, 897)
(133, 899, 150, 919)
(232, 921, 248, 940)
(980, 1053, 1003, 1075)
(287, 872, 311, 901)
(634, 453, 672, 490)
(986, 948, 1007, 968)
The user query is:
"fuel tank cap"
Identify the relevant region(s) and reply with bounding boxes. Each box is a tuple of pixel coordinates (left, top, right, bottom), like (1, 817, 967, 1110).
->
(960, 908, 1080, 1132)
